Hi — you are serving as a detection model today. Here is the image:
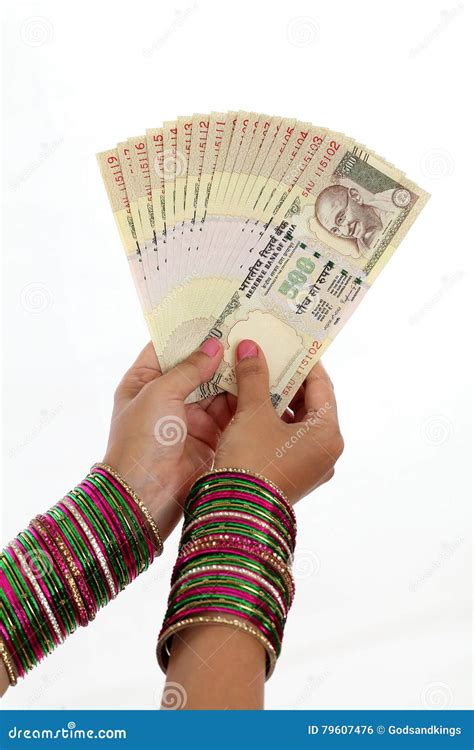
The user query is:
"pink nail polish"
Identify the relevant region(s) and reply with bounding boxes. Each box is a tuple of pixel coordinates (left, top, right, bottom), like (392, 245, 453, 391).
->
(236, 339, 258, 362)
(199, 338, 221, 357)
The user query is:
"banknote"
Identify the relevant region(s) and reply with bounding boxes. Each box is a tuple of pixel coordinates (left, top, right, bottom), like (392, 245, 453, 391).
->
(181, 113, 209, 287)
(96, 149, 159, 352)
(203, 139, 429, 412)
(174, 115, 193, 283)
(97, 113, 429, 410)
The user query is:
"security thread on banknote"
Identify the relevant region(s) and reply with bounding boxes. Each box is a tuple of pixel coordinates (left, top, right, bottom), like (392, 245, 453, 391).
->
(97, 113, 429, 413)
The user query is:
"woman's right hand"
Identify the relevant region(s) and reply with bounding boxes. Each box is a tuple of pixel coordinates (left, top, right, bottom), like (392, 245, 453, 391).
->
(214, 340, 344, 504)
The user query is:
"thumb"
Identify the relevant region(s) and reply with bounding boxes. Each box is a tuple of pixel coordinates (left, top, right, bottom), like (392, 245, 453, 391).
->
(235, 340, 271, 413)
(160, 338, 223, 400)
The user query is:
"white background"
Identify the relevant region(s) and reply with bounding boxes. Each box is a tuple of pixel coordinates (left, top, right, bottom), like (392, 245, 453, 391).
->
(1, 0, 471, 711)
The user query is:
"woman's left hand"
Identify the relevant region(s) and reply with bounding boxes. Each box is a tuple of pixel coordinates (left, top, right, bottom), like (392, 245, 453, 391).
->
(103, 338, 233, 539)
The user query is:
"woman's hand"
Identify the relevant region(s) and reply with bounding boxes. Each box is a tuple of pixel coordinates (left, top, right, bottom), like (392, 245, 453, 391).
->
(103, 338, 233, 538)
(214, 340, 344, 504)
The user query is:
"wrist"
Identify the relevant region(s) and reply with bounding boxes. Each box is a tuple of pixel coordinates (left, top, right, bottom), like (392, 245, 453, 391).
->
(101, 454, 182, 541)
(157, 469, 297, 680)
(1, 466, 157, 684)
(212, 461, 295, 504)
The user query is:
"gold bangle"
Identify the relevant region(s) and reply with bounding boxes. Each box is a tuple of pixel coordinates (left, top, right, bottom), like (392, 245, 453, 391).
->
(31, 517, 88, 625)
(157, 614, 277, 679)
(92, 463, 164, 556)
(0, 636, 18, 686)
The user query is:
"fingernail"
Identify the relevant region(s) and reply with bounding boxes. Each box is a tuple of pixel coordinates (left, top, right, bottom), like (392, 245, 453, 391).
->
(199, 338, 221, 357)
(236, 339, 258, 362)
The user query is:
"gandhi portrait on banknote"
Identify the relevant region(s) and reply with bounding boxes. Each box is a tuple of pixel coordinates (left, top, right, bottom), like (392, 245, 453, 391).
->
(311, 181, 406, 258)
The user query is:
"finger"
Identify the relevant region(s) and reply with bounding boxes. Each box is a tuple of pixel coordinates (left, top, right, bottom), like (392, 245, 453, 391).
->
(225, 393, 238, 415)
(197, 395, 217, 410)
(281, 407, 296, 424)
(186, 403, 222, 452)
(303, 361, 336, 418)
(235, 340, 271, 413)
(288, 385, 305, 413)
(283, 385, 306, 423)
(197, 391, 237, 425)
(202, 393, 235, 432)
(160, 338, 224, 400)
(115, 342, 162, 403)
(131, 341, 162, 373)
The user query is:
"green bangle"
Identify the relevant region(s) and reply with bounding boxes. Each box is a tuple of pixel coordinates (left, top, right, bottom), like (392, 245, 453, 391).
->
(86, 475, 149, 575)
(48, 507, 106, 609)
(19, 531, 76, 637)
(68, 490, 127, 590)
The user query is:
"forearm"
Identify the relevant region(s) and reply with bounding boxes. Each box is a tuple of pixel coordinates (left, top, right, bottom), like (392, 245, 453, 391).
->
(165, 622, 265, 709)
(0, 464, 164, 697)
(0, 657, 10, 696)
(157, 469, 296, 710)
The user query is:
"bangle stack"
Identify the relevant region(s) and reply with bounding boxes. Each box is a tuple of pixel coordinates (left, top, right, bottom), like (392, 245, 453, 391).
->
(0, 464, 162, 685)
(157, 468, 296, 679)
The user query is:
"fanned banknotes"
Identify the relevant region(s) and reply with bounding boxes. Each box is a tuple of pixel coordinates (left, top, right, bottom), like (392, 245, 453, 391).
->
(97, 112, 429, 415)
